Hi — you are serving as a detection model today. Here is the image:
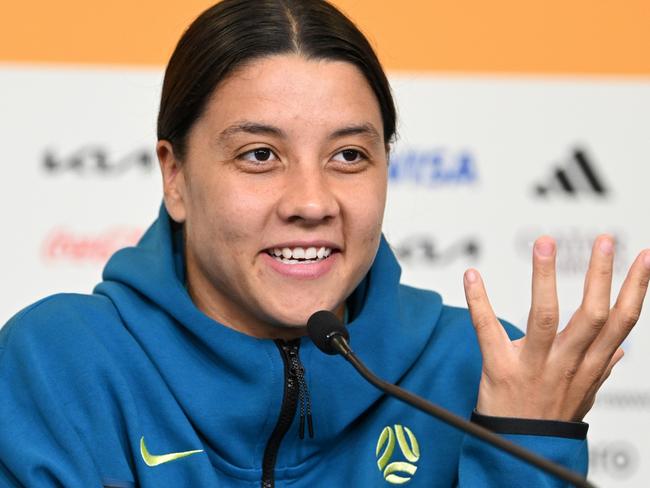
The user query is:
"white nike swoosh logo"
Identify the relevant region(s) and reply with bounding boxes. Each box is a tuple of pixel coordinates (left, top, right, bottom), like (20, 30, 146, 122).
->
(139, 436, 203, 467)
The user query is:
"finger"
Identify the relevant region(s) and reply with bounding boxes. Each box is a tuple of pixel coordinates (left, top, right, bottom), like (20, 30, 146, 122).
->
(562, 235, 615, 352)
(522, 237, 559, 364)
(572, 347, 624, 420)
(587, 346, 625, 391)
(599, 346, 625, 388)
(463, 269, 511, 365)
(588, 249, 650, 359)
(582, 347, 625, 404)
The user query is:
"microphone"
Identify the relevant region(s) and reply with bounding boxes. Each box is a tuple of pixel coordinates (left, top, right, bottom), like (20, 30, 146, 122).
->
(307, 310, 595, 488)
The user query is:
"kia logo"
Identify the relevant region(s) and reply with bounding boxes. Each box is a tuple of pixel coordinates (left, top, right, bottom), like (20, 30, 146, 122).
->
(42, 145, 154, 175)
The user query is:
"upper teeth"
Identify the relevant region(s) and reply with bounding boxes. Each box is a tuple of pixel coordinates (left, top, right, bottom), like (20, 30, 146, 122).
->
(270, 246, 332, 260)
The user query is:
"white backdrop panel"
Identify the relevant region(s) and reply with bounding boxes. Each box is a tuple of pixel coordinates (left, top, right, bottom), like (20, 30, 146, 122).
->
(1, 65, 648, 486)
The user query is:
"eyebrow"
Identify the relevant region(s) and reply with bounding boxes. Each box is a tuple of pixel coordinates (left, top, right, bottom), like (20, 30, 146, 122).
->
(328, 123, 381, 142)
(218, 121, 382, 144)
(218, 122, 286, 143)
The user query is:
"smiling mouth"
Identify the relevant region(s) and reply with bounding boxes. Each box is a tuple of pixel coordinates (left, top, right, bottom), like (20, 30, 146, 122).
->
(266, 246, 335, 264)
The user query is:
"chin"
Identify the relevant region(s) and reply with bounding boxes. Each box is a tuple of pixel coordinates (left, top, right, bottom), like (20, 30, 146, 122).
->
(273, 310, 318, 328)
(266, 301, 341, 329)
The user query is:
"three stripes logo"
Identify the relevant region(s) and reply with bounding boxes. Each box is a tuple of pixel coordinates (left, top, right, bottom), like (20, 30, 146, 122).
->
(533, 148, 609, 198)
(376, 424, 420, 485)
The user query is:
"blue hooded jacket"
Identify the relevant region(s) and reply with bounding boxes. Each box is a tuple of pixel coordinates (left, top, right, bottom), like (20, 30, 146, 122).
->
(0, 207, 588, 487)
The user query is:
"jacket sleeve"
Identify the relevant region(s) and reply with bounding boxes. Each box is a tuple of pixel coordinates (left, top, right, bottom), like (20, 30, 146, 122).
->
(0, 309, 105, 488)
(457, 413, 589, 487)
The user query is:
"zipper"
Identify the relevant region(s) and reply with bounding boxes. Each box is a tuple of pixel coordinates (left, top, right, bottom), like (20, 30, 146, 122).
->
(261, 339, 313, 488)
(291, 350, 314, 440)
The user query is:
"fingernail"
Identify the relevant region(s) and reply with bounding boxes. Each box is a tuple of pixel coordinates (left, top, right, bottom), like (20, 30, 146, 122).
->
(644, 250, 650, 270)
(599, 237, 614, 255)
(535, 240, 555, 257)
(465, 269, 478, 283)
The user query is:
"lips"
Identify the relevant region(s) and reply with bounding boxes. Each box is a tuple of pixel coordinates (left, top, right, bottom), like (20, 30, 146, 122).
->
(266, 246, 333, 264)
(261, 243, 340, 279)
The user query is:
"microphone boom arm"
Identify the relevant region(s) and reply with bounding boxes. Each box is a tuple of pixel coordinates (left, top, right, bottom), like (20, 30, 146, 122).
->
(329, 335, 595, 488)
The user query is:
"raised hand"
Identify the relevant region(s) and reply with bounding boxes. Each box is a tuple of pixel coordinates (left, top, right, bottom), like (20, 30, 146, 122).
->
(463, 235, 650, 421)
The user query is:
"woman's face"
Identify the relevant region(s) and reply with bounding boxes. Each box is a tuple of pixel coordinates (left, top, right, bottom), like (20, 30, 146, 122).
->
(158, 54, 388, 338)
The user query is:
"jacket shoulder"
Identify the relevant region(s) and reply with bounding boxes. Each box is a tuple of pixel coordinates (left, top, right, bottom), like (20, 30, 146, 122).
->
(397, 284, 523, 341)
(438, 303, 524, 341)
(397, 283, 443, 323)
(0, 293, 120, 355)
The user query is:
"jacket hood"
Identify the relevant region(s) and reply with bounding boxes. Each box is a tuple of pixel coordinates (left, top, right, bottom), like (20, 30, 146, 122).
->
(94, 204, 443, 477)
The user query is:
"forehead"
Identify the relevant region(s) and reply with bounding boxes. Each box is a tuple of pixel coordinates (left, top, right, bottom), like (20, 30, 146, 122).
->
(202, 54, 383, 138)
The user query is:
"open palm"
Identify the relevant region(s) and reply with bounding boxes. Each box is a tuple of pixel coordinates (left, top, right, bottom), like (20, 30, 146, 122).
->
(464, 235, 650, 421)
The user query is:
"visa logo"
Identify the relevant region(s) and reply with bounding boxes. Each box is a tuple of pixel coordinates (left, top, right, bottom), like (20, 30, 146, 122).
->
(388, 148, 478, 186)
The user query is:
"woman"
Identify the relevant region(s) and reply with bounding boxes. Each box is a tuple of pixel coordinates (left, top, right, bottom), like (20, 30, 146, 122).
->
(1, 1, 648, 486)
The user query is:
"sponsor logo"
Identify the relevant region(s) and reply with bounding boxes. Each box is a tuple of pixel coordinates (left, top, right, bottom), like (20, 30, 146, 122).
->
(139, 437, 203, 467)
(589, 441, 639, 479)
(393, 235, 480, 265)
(515, 228, 628, 276)
(533, 147, 609, 198)
(42, 227, 143, 264)
(388, 148, 478, 186)
(42, 145, 155, 175)
(595, 390, 650, 411)
(376, 424, 420, 484)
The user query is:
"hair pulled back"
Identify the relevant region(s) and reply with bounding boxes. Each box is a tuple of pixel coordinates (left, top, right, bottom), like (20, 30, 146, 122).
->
(157, 0, 396, 160)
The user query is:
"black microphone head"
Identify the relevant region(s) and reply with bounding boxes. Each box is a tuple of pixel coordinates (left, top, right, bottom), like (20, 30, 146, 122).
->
(307, 310, 350, 355)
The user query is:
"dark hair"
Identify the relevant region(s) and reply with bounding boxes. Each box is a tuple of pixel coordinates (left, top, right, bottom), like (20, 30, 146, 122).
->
(157, 0, 396, 160)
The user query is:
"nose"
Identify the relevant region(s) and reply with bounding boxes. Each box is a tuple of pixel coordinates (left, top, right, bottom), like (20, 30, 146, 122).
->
(276, 166, 340, 225)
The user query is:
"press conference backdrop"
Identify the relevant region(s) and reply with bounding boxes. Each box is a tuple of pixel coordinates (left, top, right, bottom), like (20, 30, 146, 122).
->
(1, 1, 649, 485)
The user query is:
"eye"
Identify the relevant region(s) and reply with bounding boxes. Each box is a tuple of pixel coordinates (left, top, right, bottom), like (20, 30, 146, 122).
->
(332, 149, 366, 164)
(239, 147, 278, 163)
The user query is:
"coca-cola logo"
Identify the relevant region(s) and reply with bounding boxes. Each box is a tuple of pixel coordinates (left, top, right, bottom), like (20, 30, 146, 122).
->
(42, 227, 143, 264)
(515, 227, 629, 276)
(42, 145, 155, 175)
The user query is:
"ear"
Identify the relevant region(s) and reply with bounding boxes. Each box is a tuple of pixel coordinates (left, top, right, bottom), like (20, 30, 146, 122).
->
(157, 140, 187, 223)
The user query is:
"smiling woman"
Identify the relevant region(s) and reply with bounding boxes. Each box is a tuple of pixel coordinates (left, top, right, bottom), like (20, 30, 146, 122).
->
(154, 0, 393, 339)
(0, 1, 648, 487)
(158, 55, 387, 338)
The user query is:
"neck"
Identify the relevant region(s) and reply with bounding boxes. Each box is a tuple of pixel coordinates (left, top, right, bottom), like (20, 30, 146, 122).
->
(186, 279, 346, 341)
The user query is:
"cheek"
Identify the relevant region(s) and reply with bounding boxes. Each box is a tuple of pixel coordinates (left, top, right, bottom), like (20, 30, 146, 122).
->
(347, 178, 386, 234)
(186, 176, 275, 250)
(341, 177, 386, 264)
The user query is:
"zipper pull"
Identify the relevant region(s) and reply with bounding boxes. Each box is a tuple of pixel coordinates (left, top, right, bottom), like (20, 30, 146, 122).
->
(305, 392, 314, 439)
(287, 345, 315, 440)
(295, 361, 314, 440)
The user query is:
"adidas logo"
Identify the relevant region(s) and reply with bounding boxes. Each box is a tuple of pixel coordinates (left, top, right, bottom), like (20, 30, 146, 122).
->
(534, 148, 609, 197)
